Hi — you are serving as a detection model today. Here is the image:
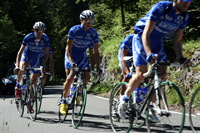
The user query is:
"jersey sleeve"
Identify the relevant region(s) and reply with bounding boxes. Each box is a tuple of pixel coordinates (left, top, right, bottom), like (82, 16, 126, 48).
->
(67, 26, 77, 41)
(179, 13, 189, 29)
(22, 35, 28, 46)
(49, 45, 52, 55)
(92, 30, 99, 44)
(149, 2, 166, 22)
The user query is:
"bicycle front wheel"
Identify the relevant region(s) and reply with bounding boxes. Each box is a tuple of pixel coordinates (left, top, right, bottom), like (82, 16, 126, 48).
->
(146, 82, 185, 133)
(109, 82, 132, 133)
(36, 82, 43, 114)
(28, 83, 38, 121)
(72, 86, 87, 128)
(15, 89, 24, 117)
(189, 86, 200, 133)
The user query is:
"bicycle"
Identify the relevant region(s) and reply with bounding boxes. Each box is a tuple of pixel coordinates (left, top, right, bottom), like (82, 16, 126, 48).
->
(58, 67, 99, 128)
(15, 67, 41, 121)
(189, 85, 200, 132)
(109, 60, 186, 133)
(36, 72, 52, 114)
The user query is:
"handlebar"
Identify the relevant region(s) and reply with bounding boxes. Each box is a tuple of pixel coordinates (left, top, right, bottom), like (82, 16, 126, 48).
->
(68, 67, 99, 82)
(143, 62, 186, 80)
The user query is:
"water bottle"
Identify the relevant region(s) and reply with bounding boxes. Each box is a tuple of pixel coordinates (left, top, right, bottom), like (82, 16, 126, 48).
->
(70, 86, 76, 97)
(21, 85, 26, 95)
(140, 87, 147, 101)
(134, 86, 141, 103)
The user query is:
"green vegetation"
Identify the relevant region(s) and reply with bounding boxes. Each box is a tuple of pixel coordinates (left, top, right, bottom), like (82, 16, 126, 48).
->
(1, 0, 200, 100)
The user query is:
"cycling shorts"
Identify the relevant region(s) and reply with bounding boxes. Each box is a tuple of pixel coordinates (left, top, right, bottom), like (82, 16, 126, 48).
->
(21, 54, 43, 73)
(132, 34, 167, 66)
(65, 51, 90, 69)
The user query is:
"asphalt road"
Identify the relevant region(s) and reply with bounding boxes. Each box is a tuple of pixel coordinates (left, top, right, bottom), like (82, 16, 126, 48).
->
(0, 85, 194, 133)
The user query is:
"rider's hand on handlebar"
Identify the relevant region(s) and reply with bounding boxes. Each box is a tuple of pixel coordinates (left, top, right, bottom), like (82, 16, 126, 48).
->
(178, 57, 190, 69)
(14, 67, 19, 75)
(125, 73, 131, 79)
(146, 53, 158, 64)
(97, 67, 103, 76)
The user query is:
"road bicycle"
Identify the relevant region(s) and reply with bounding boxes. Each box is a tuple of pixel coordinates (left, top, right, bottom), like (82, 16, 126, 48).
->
(36, 72, 52, 114)
(109, 59, 186, 133)
(58, 67, 99, 128)
(15, 67, 41, 121)
(189, 86, 200, 133)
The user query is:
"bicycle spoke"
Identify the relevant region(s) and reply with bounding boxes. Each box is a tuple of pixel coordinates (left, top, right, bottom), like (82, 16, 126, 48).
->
(28, 84, 38, 121)
(146, 82, 185, 133)
(189, 87, 200, 132)
(36, 83, 43, 114)
(72, 87, 87, 128)
(109, 82, 132, 133)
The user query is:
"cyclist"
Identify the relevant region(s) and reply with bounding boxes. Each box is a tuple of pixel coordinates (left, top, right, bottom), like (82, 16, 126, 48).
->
(14, 21, 50, 113)
(118, 34, 134, 96)
(41, 45, 54, 92)
(118, 0, 191, 122)
(59, 10, 102, 115)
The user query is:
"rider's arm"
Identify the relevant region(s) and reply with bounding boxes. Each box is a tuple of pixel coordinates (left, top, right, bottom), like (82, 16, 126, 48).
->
(15, 45, 26, 68)
(142, 20, 157, 63)
(173, 29, 184, 60)
(66, 39, 73, 64)
(93, 42, 100, 69)
(49, 53, 54, 75)
(89, 49, 94, 70)
(41, 46, 49, 66)
(121, 48, 129, 74)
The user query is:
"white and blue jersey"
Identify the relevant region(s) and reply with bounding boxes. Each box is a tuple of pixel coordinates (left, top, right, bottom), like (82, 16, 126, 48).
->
(118, 34, 133, 69)
(21, 32, 50, 73)
(132, 1, 189, 66)
(49, 45, 52, 55)
(65, 25, 99, 69)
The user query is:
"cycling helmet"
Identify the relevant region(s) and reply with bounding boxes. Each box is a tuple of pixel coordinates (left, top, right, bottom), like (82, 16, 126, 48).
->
(33, 21, 46, 30)
(80, 10, 95, 20)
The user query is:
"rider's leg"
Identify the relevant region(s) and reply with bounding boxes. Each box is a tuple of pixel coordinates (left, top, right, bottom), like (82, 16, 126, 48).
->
(118, 65, 147, 119)
(15, 61, 26, 98)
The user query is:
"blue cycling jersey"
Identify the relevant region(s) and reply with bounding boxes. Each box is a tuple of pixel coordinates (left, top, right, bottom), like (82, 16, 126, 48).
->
(118, 34, 133, 58)
(49, 45, 52, 55)
(67, 25, 99, 53)
(134, 1, 189, 46)
(65, 25, 99, 69)
(21, 32, 50, 71)
(118, 34, 133, 69)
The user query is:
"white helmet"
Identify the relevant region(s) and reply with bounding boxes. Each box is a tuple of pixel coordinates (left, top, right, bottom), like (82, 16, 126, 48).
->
(33, 21, 46, 30)
(80, 10, 95, 20)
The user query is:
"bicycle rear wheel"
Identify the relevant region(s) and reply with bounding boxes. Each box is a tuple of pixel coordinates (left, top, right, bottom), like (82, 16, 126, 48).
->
(58, 95, 68, 123)
(36, 82, 43, 114)
(72, 86, 87, 128)
(27, 83, 38, 121)
(109, 82, 132, 133)
(146, 82, 185, 133)
(15, 89, 24, 117)
(189, 86, 200, 133)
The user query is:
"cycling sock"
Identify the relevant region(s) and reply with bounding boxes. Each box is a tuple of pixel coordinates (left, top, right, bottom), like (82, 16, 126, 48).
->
(61, 98, 67, 104)
(122, 95, 130, 103)
(16, 83, 21, 88)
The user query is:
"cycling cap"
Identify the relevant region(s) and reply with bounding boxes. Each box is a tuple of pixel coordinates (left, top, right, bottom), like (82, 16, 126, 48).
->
(33, 21, 46, 30)
(80, 10, 95, 19)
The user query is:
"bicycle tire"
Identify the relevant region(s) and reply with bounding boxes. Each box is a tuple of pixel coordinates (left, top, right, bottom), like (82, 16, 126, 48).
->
(109, 82, 132, 133)
(15, 88, 24, 117)
(72, 85, 87, 128)
(58, 94, 68, 123)
(146, 82, 185, 133)
(189, 86, 200, 133)
(36, 82, 43, 114)
(28, 83, 38, 121)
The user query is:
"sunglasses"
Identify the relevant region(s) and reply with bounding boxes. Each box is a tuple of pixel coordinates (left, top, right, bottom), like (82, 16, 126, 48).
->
(83, 19, 93, 24)
(35, 29, 44, 33)
(181, 0, 192, 3)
